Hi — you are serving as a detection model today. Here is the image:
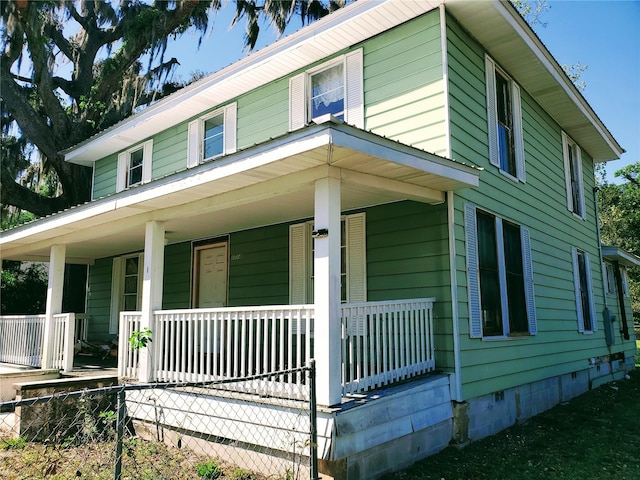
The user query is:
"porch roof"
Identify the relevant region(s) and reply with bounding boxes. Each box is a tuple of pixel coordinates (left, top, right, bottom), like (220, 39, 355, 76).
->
(0, 121, 480, 263)
(602, 245, 640, 268)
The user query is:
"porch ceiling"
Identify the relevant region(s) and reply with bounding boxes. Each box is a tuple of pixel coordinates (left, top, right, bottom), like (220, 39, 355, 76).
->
(0, 121, 480, 263)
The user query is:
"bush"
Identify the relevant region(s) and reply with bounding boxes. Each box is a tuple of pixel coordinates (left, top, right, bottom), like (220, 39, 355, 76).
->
(195, 460, 222, 479)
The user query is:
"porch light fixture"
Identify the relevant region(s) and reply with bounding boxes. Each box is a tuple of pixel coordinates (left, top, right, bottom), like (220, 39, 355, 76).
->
(311, 228, 329, 238)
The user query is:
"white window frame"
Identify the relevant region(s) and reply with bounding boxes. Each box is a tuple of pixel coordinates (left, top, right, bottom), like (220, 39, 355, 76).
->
(465, 203, 536, 339)
(116, 140, 153, 192)
(187, 102, 237, 168)
(289, 49, 364, 131)
(562, 132, 585, 219)
(109, 253, 144, 334)
(572, 248, 597, 334)
(485, 55, 525, 183)
(289, 213, 366, 304)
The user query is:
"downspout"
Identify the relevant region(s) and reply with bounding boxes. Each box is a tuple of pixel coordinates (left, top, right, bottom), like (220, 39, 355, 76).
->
(593, 186, 608, 309)
(440, 3, 462, 402)
(593, 186, 614, 348)
(448, 191, 462, 402)
(613, 261, 630, 340)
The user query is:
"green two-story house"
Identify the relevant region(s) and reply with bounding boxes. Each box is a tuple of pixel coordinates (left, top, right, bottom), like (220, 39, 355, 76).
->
(1, 0, 637, 478)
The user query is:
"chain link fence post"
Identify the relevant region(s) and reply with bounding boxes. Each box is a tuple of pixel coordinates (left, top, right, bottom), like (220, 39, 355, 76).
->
(113, 387, 126, 480)
(309, 359, 320, 480)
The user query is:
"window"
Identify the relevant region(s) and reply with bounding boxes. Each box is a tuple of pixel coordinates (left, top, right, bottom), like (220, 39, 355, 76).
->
(289, 213, 366, 304)
(109, 253, 144, 334)
(572, 248, 596, 333)
(465, 204, 536, 338)
(604, 262, 616, 295)
(620, 266, 630, 297)
(116, 140, 153, 192)
(289, 49, 363, 131)
(562, 132, 585, 218)
(485, 55, 525, 182)
(187, 103, 237, 168)
(311, 62, 345, 120)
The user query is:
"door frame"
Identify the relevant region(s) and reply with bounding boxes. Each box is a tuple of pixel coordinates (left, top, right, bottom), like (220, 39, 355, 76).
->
(191, 239, 229, 308)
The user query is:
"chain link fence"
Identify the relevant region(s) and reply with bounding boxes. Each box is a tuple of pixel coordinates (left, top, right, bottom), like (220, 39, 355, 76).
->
(0, 363, 318, 480)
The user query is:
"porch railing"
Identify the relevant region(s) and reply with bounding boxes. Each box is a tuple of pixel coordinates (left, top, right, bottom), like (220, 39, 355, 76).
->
(0, 313, 76, 370)
(119, 306, 314, 398)
(0, 315, 45, 367)
(341, 298, 435, 395)
(118, 298, 435, 399)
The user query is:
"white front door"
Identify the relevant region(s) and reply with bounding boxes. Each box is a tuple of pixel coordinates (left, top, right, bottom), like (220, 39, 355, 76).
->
(194, 243, 228, 308)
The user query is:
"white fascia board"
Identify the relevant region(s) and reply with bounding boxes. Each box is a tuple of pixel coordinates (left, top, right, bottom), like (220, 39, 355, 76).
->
(65, 0, 441, 165)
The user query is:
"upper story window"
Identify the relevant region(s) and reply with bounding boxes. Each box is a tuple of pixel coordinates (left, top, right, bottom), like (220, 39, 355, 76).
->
(562, 132, 585, 218)
(572, 248, 596, 333)
(310, 61, 345, 120)
(465, 204, 537, 338)
(289, 49, 364, 131)
(485, 55, 525, 182)
(116, 140, 153, 192)
(187, 103, 237, 168)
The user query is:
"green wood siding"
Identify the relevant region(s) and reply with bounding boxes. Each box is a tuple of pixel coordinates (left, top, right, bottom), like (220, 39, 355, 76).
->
(228, 224, 290, 306)
(85, 257, 113, 341)
(162, 242, 192, 309)
(363, 11, 447, 156)
(153, 125, 188, 180)
(92, 154, 117, 199)
(446, 14, 632, 400)
(366, 201, 454, 371)
(236, 80, 289, 150)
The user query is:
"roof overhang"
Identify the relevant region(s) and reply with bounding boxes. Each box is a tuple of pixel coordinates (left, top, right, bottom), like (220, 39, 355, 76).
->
(602, 245, 640, 268)
(2, 121, 480, 263)
(64, 0, 622, 166)
(444, 0, 623, 161)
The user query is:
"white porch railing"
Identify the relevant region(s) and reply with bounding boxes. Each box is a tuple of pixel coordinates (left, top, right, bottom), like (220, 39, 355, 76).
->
(341, 298, 435, 395)
(0, 315, 45, 367)
(0, 313, 76, 371)
(119, 306, 314, 398)
(118, 298, 435, 399)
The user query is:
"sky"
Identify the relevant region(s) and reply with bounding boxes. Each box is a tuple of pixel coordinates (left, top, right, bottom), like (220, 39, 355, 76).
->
(164, 1, 640, 184)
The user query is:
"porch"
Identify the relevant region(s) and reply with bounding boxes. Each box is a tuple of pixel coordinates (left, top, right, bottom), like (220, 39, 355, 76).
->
(119, 298, 435, 401)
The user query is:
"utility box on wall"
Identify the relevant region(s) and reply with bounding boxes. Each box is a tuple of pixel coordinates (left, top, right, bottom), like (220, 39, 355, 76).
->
(603, 308, 616, 346)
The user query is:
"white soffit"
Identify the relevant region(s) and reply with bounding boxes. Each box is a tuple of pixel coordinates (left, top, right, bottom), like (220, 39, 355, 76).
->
(64, 0, 440, 165)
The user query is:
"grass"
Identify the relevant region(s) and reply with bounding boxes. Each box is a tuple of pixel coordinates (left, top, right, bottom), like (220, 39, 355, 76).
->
(385, 368, 640, 480)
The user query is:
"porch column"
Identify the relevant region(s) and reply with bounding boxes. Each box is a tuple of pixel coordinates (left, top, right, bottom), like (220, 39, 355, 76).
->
(314, 176, 342, 406)
(138, 221, 165, 383)
(42, 244, 65, 369)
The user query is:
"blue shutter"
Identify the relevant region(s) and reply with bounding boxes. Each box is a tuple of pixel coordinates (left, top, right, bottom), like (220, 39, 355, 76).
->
(521, 227, 537, 335)
(485, 55, 499, 168)
(465, 203, 482, 338)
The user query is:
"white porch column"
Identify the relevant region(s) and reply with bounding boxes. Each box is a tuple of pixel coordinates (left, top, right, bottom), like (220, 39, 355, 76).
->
(138, 221, 165, 383)
(314, 176, 342, 406)
(42, 244, 66, 369)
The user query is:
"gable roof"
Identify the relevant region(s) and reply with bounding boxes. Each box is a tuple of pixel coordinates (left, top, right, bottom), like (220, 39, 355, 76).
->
(64, 0, 623, 166)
